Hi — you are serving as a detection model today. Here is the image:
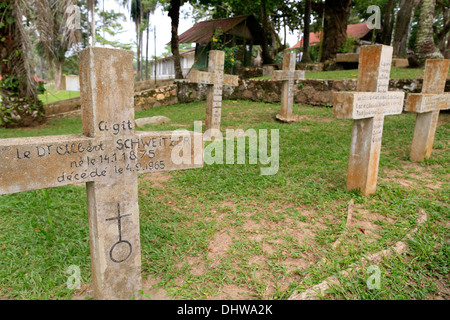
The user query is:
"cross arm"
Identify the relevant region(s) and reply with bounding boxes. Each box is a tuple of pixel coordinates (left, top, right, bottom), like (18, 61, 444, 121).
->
(0, 131, 203, 196)
(187, 69, 239, 87)
(404, 92, 450, 113)
(333, 91, 405, 119)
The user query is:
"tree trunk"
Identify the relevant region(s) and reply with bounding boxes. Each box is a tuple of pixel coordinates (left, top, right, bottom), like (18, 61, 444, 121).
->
(54, 60, 63, 90)
(168, 0, 183, 79)
(90, 0, 96, 46)
(445, 31, 450, 59)
(392, 0, 420, 58)
(145, 12, 150, 80)
(320, 0, 351, 62)
(435, 3, 450, 57)
(259, 0, 274, 64)
(415, 0, 443, 66)
(135, 20, 141, 81)
(0, 0, 44, 127)
(302, 0, 312, 63)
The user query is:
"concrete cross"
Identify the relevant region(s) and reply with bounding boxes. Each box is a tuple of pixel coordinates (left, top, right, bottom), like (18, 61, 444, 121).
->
(271, 52, 305, 122)
(187, 50, 239, 137)
(404, 59, 450, 161)
(0, 47, 203, 299)
(333, 45, 405, 196)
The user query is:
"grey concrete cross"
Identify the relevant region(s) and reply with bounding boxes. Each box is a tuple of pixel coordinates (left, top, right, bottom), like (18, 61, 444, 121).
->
(404, 59, 450, 161)
(271, 52, 305, 122)
(333, 45, 405, 196)
(187, 50, 239, 137)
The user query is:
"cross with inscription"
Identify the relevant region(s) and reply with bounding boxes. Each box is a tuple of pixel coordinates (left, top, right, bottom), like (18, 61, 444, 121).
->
(0, 47, 203, 299)
(404, 59, 450, 161)
(187, 50, 239, 138)
(271, 51, 305, 123)
(333, 45, 405, 196)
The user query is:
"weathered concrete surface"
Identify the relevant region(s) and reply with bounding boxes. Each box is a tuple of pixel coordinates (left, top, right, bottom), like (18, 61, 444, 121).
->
(404, 59, 450, 161)
(0, 47, 203, 300)
(271, 52, 305, 123)
(333, 45, 405, 196)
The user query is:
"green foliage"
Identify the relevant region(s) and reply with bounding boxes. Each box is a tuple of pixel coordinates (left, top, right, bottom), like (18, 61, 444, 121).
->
(211, 29, 241, 73)
(0, 99, 448, 299)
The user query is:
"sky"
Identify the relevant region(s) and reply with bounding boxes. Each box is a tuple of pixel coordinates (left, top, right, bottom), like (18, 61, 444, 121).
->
(103, 1, 300, 57)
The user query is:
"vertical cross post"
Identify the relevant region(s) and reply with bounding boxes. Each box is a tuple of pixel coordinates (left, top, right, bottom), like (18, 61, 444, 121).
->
(271, 52, 305, 122)
(333, 45, 405, 196)
(79, 47, 142, 299)
(404, 59, 450, 161)
(187, 50, 239, 138)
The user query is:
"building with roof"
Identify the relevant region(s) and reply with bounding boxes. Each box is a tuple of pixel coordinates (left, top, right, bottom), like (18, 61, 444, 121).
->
(288, 22, 372, 50)
(174, 15, 266, 69)
(147, 48, 196, 80)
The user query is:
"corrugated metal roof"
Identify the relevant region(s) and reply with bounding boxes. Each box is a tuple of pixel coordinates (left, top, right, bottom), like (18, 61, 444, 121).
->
(178, 15, 249, 44)
(288, 22, 371, 49)
(169, 15, 265, 45)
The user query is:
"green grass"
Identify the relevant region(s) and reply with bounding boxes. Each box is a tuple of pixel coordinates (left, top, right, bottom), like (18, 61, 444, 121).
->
(0, 100, 449, 300)
(38, 84, 80, 104)
(305, 67, 427, 80)
(252, 67, 445, 81)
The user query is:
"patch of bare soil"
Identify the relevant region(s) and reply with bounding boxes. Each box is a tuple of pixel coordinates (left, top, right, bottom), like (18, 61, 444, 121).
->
(139, 171, 172, 189)
(381, 162, 443, 190)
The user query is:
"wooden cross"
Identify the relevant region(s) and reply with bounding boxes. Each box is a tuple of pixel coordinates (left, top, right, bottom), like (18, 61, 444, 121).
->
(404, 59, 450, 161)
(333, 45, 405, 196)
(0, 47, 203, 299)
(271, 52, 305, 122)
(187, 50, 238, 137)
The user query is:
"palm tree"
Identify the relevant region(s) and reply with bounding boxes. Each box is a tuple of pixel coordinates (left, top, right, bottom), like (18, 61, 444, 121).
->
(415, 0, 443, 66)
(131, 0, 143, 80)
(35, 0, 81, 90)
(142, 0, 158, 80)
(0, 0, 45, 127)
(168, 0, 184, 79)
(87, 0, 97, 46)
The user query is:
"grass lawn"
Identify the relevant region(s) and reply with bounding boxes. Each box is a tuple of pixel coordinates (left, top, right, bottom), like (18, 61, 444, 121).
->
(252, 67, 448, 81)
(38, 84, 80, 104)
(0, 100, 448, 300)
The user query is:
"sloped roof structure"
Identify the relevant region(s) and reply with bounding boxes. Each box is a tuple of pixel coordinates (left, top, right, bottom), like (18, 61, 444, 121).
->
(288, 22, 371, 49)
(172, 15, 266, 45)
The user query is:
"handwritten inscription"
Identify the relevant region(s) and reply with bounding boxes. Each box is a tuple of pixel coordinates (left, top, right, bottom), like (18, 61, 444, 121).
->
(354, 92, 404, 118)
(0, 120, 197, 195)
(405, 93, 450, 113)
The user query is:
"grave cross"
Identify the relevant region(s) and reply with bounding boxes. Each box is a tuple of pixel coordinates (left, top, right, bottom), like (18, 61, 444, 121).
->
(333, 45, 405, 196)
(187, 50, 239, 137)
(271, 52, 305, 122)
(0, 47, 203, 300)
(404, 59, 450, 161)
